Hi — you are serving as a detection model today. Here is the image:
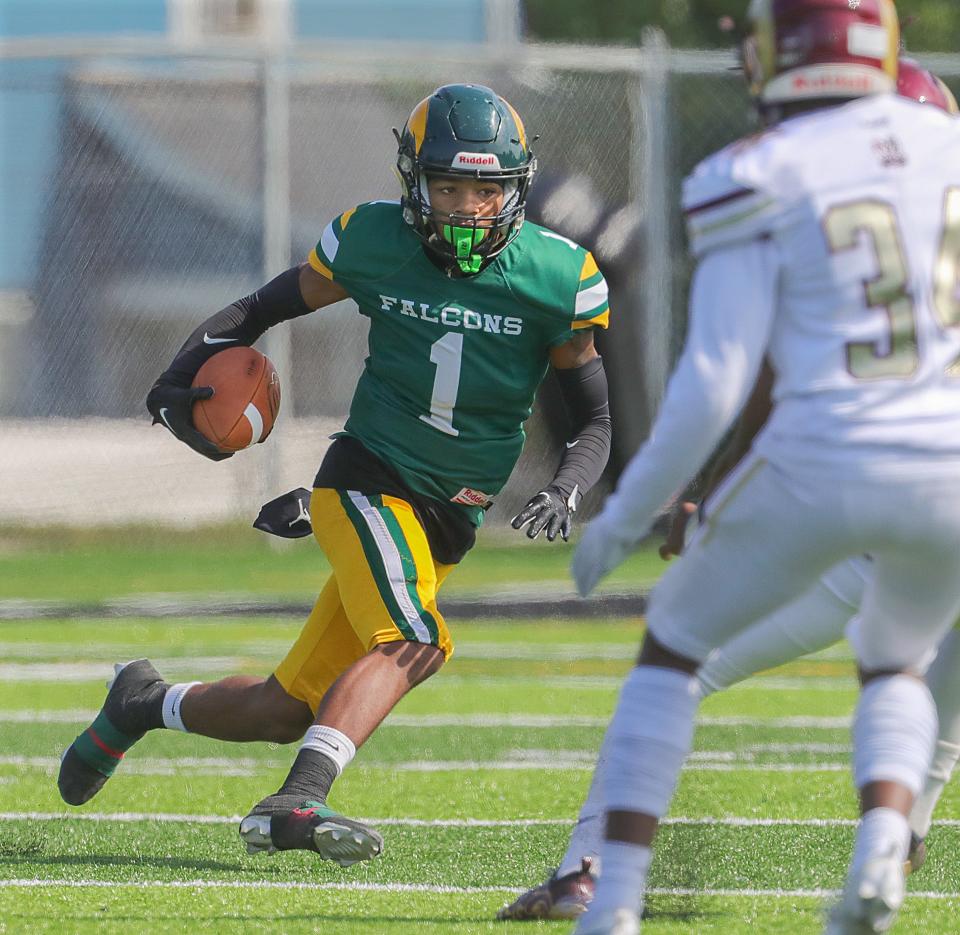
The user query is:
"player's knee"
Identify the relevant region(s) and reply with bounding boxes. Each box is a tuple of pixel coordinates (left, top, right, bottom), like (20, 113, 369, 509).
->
(258, 676, 314, 743)
(378, 641, 446, 688)
(858, 665, 913, 686)
(410, 643, 446, 686)
(263, 721, 312, 745)
(637, 633, 700, 674)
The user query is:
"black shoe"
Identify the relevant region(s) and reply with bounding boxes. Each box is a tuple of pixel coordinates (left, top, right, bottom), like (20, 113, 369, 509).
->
(239, 793, 384, 868)
(905, 832, 927, 875)
(58, 659, 167, 806)
(496, 857, 597, 920)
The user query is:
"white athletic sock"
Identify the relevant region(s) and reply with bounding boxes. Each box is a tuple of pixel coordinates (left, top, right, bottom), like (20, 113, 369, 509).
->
(558, 666, 699, 879)
(585, 840, 651, 919)
(910, 740, 960, 839)
(604, 666, 701, 816)
(161, 682, 201, 732)
(851, 807, 910, 877)
(853, 675, 937, 797)
(557, 730, 611, 877)
(911, 629, 960, 838)
(301, 725, 356, 775)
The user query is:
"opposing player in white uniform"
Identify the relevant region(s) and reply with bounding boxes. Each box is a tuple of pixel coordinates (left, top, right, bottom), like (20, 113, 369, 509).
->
(568, 0, 960, 931)
(497, 56, 960, 925)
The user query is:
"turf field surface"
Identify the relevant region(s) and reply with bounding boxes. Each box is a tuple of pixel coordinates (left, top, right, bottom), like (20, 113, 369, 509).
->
(0, 614, 958, 933)
(0, 525, 665, 603)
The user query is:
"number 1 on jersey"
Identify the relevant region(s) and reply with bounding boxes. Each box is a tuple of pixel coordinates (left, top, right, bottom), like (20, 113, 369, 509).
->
(420, 332, 463, 437)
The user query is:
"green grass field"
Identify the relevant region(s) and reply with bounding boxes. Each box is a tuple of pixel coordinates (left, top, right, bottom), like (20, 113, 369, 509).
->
(0, 532, 956, 932)
(0, 524, 665, 602)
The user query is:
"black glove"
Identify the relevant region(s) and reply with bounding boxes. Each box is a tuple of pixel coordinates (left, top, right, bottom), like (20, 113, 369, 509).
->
(146, 381, 233, 462)
(510, 485, 581, 542)
(253, 487, 313, 538)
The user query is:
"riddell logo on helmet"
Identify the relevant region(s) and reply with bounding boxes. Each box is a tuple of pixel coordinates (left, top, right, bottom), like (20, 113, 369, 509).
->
(453, 152, 502, 169)
(792, 73, 873, 92)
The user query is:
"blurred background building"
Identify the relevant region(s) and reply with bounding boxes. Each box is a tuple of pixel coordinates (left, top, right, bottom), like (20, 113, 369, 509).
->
(2, 0, 957, 527)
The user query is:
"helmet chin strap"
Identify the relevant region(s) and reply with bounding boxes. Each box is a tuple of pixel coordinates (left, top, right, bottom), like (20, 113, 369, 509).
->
(441, 224, 488, 274)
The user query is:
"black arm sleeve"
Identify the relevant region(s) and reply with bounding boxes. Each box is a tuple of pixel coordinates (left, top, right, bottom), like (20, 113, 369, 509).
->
(156, 266, 314, 387)
(548, 355, 613, 500)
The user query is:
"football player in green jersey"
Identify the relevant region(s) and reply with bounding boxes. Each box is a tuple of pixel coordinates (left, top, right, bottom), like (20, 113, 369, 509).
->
(58, 84, 614, 867)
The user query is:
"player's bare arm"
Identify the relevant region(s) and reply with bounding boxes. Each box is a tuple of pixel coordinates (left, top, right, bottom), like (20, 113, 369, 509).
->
(549, 329, 600, 370)
(660, 358, 775, 560)
(702, 357, 774, 498)
(297, 261, 350, 309)
(512, 329, 612, 542)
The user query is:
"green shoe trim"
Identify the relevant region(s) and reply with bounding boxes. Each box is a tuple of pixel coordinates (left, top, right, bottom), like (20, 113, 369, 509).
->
(71, 712, 138, 777)
(297, 801, 339, 819)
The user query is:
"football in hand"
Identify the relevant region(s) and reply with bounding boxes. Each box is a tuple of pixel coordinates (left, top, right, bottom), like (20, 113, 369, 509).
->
(191, 347, 281, 452)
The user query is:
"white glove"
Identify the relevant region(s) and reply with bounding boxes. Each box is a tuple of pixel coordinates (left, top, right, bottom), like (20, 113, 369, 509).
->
(571, 512, 642, 598)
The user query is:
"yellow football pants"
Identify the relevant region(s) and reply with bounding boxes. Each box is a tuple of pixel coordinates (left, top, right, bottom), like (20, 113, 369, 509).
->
(274, 488, 455, 713)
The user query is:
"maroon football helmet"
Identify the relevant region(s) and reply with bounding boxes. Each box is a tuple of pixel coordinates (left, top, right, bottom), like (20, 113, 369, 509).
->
(897, 58, 959, 114)
(744, 0, 900, 107)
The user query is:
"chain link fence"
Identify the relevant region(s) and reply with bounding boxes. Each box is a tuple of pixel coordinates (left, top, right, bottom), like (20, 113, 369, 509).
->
(3, 35, 957, 527)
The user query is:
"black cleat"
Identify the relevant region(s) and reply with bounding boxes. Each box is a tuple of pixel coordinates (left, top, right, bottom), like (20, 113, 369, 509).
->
(58, 659, 167, 806)
(496, 857, 597, 920)
(905, 832, 927, 876)
(239, 793, 384, 868)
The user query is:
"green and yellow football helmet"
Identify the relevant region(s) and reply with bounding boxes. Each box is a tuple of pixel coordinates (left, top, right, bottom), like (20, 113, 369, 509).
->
(395, 83, 536, 275)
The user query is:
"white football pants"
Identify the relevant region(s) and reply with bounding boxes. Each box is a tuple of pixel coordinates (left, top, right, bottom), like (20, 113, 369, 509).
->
(648, 455, 960, 671)
(560, 565, 960, 875)
(557, 562, 862, 877)
(558, 455, 960, 877)
(696, 556, 867, 694)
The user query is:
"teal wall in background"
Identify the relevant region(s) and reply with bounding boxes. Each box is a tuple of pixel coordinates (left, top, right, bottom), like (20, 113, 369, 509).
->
(295, 0, 486, 41)
(0, 0, 493, 288)
(1, 1, 166, 288)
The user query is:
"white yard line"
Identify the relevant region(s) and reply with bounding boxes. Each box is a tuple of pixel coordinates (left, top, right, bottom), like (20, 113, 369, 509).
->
(0, 641, 642, 662)
(0, 659, 253, 681)
(0, 710, 854, 729)
(0, 812, 570, 826)
(647, 888, 957, 900)
(0, 754, 852, 774)
(7, 811, 960, 830)
(431, 675, 854, 691)
(0, 642, 290, 660)
(737, 743, 849, 754)
(734, 677, 856, 691)
(0, 756, 267, 776)
(696, 716, 850, 728)
(0, 879, 958, 900)
(0, 665, 855, 689)
(0, 710, 98, 723)
(0, 878, 524, 894)
(454, 643, 637, 660)
(682, 763, 849, 773)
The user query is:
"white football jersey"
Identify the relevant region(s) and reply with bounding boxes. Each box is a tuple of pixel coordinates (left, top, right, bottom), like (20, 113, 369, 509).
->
(683, 94, 960, 469)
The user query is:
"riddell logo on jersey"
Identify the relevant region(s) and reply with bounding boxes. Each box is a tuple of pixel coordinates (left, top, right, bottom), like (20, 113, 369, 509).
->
(452, 487, 493, 507)
(452, 152, 502, 170)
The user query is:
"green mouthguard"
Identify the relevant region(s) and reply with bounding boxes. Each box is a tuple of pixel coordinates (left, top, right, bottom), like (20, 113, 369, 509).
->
(442, 224, 487, 274)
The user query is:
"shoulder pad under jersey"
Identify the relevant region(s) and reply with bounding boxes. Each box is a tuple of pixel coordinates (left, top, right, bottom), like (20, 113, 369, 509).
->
(682, 133, 788, 258)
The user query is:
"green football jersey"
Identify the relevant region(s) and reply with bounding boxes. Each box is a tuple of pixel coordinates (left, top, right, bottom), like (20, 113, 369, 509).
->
(308, 201, 610, 524)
